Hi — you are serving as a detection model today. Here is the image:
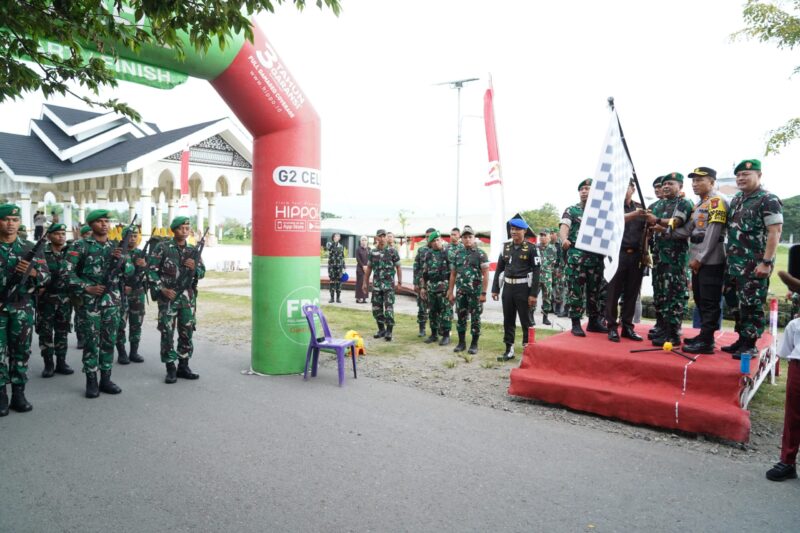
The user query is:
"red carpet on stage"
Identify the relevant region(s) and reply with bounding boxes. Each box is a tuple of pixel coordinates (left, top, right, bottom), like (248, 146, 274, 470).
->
(509, 325, 774, 443)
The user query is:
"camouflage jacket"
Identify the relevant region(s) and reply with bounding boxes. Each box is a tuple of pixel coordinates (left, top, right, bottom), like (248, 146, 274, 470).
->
(725, 187, 783, 270)
(41, 243, 70, 304)
(147, 238, 206, 308)
(413, 244, 431, 286)
(561, 203, 585, 244)
(422, 247, 450, 293)
(326, 241, 345, 269)
(446, 242, 464, 265)
(67, 236, 134, 308)
(651, 196, 693, 262)
(539, 243, 556, 274)
(124, 248, 149, 294)
(451, 245, 489, 293)
(0, 237, 50, 309)
(368, 245, 400, 291)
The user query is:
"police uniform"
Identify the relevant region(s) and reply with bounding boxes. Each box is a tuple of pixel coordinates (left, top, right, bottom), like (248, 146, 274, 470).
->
(492, 217, 541, 360)
(450, 225, 490, 355)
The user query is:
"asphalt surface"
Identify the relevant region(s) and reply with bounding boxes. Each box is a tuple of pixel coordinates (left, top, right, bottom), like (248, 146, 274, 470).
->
(1, 330, 797, 533)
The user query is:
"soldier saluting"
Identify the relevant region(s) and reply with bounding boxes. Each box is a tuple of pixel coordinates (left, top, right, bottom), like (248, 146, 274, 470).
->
(492, 215, 540, 361)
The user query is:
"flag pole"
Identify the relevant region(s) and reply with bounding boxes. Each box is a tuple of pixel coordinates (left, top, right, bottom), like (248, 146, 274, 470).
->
(607, 97, 646, 207)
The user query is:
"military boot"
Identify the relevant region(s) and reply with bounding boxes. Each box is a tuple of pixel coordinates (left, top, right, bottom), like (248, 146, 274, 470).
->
(41, 354, 55, 378)
(542, 313, 551, 326)
(0, 385, 9, 417)
(683, 333, 716, 355)
(76, 333, 84, 350)
(384, 326, 393, 342)
(418, 323, 426, 337)
(453, 332, 467, 352)
(177, 358, 200, 380)
(85, 372, 99, 398)
(586, 316, 608, 333)
(165, 362, 177, 384)
(648, 318, 664, 340)
(116, 342, 130, 365)
(128, 342, 144, 363)
(721, 336, 744, 354)
(571, 318, 586, 337)
(497, 344, 515, 361)
(10, 384, 33, 412)
(438, 332, 451, 346)
(328, 290, 335, 303)
(373, 324, 386, 338)
(336, 291, 341, 303)
(732, 338, 757, 361)
(55, 356, 74, 375)
(424, 333, 439, 344)
(467, 335, 480, 355)
(99, 370, 122, 394)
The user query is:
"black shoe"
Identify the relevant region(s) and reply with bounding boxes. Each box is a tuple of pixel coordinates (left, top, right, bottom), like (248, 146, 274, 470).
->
(542, 314, 551, 326)
(497, 344, 515, 361)
(621, 326, 643, 342)
(128, 342, 144, 363)
(99, 370, 122, 394)
(165, 362, 177, 384)
(586, 317, 608, 333)
(683, 334, 701, 345)
(424, 334, 439, 344)
(766, 462, 798, 481)
(571, 318, 586, 337)
(336, 292, 341, 303)
(648, 321, 664, 340)
(116, 343, 130, 365)
(721, 338, 743, 354)
(732, 339, 757, 360)
(418, 324, 426, 337)
(177, 359, 200, 380)
(468, 335, 479, 355)
(454, 333, 467, 353)
(41, 355, 55, 378)
(10, 384, 32, 412)
(55, 356, 74, 374)
(85, 372, 99, 398)
(373, 327, 386, 339)
(438, 334, 451, 346)
(683, 339, 716, 355)
(0, 385, 8, 417)
(652, 327, 682, 347)
(384, 327, 393, 342)
(608, 329, 620, 343)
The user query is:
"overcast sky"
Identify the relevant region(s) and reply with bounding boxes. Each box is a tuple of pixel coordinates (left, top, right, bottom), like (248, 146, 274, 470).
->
(2, 0, 799, 223)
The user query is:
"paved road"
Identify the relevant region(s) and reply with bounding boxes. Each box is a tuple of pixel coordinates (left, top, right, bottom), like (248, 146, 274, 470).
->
(1, 332, 796, 532)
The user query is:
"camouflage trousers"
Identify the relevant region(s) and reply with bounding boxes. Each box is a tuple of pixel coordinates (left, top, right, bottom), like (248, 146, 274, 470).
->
(371, 289, 395, 328)
(158, 302, 196, 363)
(539, 270, 553, 314)
(426, 290, 452, 335)
(723, 268, 768, 340)
(553, 267, 565, 307)
(36, 295, 72, 359)
(77, 303, 121, 373)
(455, 289, 482, 336)
(416, 293, 428, 325)
(328, 265, 343, 293)
(74, 307, 84, 344)
(653, 260, 689, 328)
(0, 305, 35, 386)
(565, 250, 605, 319)
(117, 291, 146, 345)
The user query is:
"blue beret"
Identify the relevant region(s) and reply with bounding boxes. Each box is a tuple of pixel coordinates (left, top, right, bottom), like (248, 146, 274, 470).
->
(508, 218, 529, 230)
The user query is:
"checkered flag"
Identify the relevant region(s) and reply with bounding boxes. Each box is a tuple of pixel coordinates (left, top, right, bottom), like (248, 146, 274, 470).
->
(575, 108, 633, 281)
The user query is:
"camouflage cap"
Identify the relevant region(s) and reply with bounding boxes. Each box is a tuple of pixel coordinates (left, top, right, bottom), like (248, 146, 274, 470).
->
(170, 216, 190, 230)
(0, 204, 21, 219)
(47, 223, 67, 233)
(461, 225, 475, 236)
(734, 159, 761, 174)
(578, 178, 593, 190)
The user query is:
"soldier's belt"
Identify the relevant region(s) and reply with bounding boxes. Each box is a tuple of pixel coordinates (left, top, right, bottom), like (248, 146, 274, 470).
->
(690, 234, 724, 244)
(504, 277, 528, 285)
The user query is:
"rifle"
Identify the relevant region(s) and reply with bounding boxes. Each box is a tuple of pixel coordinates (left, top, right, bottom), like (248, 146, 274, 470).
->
(167, 228, 209, 314)
(100, 216, 138, 300)
(0, 234, 48, 312)
(137, 235, 159, 305)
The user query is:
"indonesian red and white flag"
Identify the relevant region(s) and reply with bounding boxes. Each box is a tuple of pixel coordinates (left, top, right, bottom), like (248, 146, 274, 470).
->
(179, 147, 190, 212)
(483, 75, 507, 269)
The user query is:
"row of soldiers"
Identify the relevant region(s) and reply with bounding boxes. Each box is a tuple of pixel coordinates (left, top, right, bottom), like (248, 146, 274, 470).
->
(0, 206, 205, 416)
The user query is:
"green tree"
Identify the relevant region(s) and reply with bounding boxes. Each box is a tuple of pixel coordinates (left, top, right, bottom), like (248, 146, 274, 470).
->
(321, 211, 341, 219)
(783, 195, 800, 242)
(519, 203, 560, 233)
(1, 0, 341, 120)
(738, 0, 800, 153)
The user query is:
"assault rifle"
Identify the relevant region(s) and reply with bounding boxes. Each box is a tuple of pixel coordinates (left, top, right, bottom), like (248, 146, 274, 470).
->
(137, 235, 160, 304)
(0, 234, 48, 312)
(100, 215, 138, 298)
(166, 228, 208, 313)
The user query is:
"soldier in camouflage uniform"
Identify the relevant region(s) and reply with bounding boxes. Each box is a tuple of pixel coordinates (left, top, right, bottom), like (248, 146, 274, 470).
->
(67, 209, 132, 398)
(420, 231, 452, 346)
(148, 216, 206, 383)
(538, 230, 555, 325)
(326, 233, 345, 303)
(363, 228, 402, 341)
(116, 227, 148, 364)
(73, 224, 92, 350)
(36, 223, 74, 378)
(721, 159, 784, 358)
(449, 225, 490, 355)
(413, 228, 436, 337)
(560, 179, 607, 337)
(0, 204, 49, 415)
(644, 172, 694, 346)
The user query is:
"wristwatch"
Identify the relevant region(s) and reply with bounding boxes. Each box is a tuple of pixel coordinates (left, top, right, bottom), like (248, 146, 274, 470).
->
(481, 291, 487, 295)
(760, 258, 775, 266)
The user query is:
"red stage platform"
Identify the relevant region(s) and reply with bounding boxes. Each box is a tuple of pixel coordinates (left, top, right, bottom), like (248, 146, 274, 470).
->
(509, 325, 776, 443)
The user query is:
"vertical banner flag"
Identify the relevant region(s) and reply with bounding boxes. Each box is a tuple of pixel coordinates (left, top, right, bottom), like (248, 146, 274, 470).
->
(179, 148, 190, 212)
(483, 75, 507, 268)
(575, 108, 632, 281)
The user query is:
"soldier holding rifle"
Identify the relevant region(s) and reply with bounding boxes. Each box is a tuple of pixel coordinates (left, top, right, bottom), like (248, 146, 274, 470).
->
(116, 226, 149, 364)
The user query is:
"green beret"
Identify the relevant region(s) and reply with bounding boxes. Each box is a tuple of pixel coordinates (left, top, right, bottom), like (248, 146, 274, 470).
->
(652, 176, 663, 187)
(86, 209, 110, 224)
(578, 178, 593, 191)
(170, 216, 190, 230)
(47, 223, 67, 234)
(80, 225, 91, 235)
(662, 172, 684, 184)
(0, 204, 21, 219)
(734, 159, 761, 174)
(427, 231, 440, 244)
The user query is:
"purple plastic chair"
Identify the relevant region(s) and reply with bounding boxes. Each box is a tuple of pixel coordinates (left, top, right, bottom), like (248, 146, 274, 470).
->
(302, 304, 357, 386)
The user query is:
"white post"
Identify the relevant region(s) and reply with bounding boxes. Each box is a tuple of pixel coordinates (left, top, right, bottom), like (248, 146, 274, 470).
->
(96, 192, 108, 209)
(140, 192, 152, 237)
(77, 200, 86, 226)
(167, 198, 175, 227)
(207, 193, 217, 246)
(196, 198, 205, 235)
(18, 194, 32, 230)
(62, 200, 73, 230)
(128, 204, 136, 224)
